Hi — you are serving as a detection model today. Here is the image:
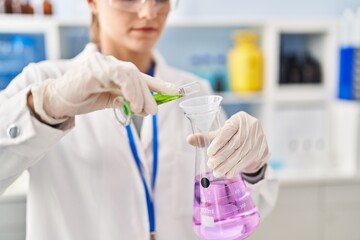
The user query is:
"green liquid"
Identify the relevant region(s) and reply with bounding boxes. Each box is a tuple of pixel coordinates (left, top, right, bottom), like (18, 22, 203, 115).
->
(122, 94, 183, 116)
(153, 93, 183, 105)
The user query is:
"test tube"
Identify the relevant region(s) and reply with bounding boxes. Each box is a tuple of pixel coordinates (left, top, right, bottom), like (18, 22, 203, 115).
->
(113, 81, 201, 126)
(178, 81, 201, 96)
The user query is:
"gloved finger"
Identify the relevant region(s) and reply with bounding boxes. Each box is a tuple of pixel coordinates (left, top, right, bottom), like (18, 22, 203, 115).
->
(89, 93, 113, 111)
(242, 138, 270, 173)
(107, 93, 124, 109)
(225, 153, 257, 179)
(186, 134, 206, 147)
(213, 138, 255, 178)
(123, 70, 145, 114)
(141, 73, 180, 95)
(110, 72, 156, 115)
(137, 72, 158, 115)
(224, 133, 269, 177)
(207, 126, 248, 169)
(207, 116, 240, 156)
(186, 130, 219, 147)
(207, 135, 251, 175)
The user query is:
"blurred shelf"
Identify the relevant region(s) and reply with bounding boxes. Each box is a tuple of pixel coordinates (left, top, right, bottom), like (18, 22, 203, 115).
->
(217, 91, 264, 105)
(57, 18, 89, 28)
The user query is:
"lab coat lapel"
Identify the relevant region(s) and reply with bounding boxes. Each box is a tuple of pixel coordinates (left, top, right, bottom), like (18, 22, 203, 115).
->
(141, 51, 181, 154)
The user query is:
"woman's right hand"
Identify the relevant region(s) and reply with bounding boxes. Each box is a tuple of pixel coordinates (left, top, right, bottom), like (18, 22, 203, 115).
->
(30, 52, 178, 125)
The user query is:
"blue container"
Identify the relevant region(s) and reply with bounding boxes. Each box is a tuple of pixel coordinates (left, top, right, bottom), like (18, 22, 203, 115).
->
(338, 47, 355, 100)
(0, 34, 46, 90)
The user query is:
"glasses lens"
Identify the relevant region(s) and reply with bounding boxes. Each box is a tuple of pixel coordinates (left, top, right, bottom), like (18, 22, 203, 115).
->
(109, 0, 177, 13)
(109, 0, 139, 12)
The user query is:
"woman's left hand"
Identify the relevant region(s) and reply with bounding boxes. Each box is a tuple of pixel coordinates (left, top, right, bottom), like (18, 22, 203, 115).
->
(187, 112, 270, 179)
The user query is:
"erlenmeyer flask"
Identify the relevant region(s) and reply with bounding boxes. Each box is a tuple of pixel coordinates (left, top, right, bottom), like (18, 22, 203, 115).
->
(179, 95, 260, 240)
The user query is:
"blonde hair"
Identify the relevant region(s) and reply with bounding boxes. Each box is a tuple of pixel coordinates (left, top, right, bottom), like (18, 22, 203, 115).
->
(90, 13, 100, 45)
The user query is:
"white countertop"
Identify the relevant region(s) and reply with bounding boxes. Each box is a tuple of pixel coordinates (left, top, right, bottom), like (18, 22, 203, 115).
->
(2, 169, 360, 202)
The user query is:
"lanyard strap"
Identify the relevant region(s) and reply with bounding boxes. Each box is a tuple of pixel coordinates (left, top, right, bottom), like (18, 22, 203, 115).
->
(125, 118, 158, 233)
(125, 62, 158, 235)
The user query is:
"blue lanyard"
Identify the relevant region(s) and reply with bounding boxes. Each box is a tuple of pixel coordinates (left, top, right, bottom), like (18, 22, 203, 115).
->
(125, 63, 158, 235)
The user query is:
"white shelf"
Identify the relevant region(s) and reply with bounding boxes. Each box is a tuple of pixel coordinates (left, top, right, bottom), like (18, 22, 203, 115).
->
(272, 85, 329, 104)
(57, 19, 89, 28)
(0, 14, 56, 31)
(0, 14, 89, 28)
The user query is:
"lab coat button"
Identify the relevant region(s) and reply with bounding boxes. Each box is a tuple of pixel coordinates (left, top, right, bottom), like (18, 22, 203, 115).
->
(7, 125, 20, 138)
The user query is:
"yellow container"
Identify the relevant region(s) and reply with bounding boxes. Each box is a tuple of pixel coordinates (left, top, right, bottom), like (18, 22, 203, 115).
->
(228, 31, 263, 92)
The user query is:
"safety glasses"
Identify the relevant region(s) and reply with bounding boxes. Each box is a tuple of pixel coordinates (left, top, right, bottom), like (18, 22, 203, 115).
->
(108, 0, 179, 13)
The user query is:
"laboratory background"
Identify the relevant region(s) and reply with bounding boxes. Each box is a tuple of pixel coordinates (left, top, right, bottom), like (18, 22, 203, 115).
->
(1, 0, 360, 239)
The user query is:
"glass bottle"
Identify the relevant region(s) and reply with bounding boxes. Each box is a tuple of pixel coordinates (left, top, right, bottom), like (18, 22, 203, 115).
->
(4, 0, 12, 13)
(12, 0, 21, 13)
(228, 31, 263, 92)
(43, 0, 52, 15)
(179, 95, 260, 240)
(20, 0, 34, 14)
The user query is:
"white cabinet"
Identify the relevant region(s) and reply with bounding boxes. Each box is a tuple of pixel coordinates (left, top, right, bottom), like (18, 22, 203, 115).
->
(261, 21, 338, 175)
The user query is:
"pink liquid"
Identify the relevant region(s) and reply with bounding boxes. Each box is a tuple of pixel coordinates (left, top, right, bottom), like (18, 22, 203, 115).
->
(193, 174, 260, 240)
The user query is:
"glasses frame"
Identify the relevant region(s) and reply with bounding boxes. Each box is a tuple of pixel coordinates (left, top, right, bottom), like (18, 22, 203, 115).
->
(108, 0, 178, 13)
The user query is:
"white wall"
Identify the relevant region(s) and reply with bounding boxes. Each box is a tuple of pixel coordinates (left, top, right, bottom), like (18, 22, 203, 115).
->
(172, 0, 360, 20)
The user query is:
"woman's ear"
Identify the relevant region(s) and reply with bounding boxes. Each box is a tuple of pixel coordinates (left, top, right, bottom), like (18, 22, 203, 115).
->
(87, 0, 98, 14)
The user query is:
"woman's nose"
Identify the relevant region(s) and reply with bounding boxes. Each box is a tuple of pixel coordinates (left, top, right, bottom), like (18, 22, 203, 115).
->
(138, 0, 157, 19)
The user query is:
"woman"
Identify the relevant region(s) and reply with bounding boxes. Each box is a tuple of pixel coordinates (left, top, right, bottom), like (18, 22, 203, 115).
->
(0, 0, 278, 239)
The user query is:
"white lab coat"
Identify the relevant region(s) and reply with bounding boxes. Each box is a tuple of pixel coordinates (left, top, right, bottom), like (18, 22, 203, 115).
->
(0, 43, 278, 240)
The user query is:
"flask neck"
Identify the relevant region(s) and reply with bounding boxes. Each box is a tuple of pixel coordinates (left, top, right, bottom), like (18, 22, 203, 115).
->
(186, 107, 221, 132)
(179, 95, 223, 148)
(186, 107, 221, 147)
